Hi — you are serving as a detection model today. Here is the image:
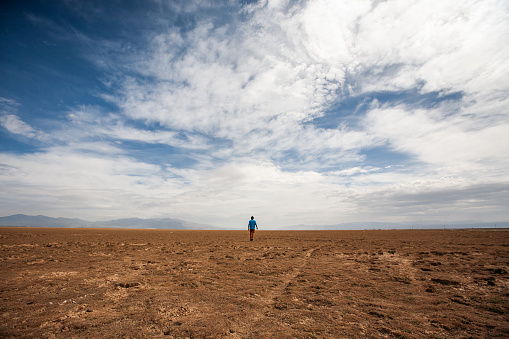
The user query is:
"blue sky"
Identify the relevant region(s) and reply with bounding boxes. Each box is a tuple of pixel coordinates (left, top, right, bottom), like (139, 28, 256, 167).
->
(1, 0, 508, 228)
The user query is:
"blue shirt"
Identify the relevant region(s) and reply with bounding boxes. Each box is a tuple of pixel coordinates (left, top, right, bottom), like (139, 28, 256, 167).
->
(248, 219, 257, 229)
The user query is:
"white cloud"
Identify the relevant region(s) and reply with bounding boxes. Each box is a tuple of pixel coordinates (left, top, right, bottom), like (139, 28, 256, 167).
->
(362, 105, 509, 172)
(1, 141, 507, 226)
(331, 166, 381, 176)
(0, 148, 180, 220)
(352, 0, 509, 96)
(0, 114, 47, 140)
(107, 0, 509, 169)
(65, 106, 211, 150)
(106, 1, 382, 169)
(0, 97, 20, 107)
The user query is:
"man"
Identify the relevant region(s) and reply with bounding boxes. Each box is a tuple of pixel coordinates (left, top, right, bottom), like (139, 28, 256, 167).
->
(248, 216, 258, 241)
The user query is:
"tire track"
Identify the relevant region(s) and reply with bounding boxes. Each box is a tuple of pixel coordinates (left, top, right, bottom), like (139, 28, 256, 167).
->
(265, 247, 319, 301)
(235, 246, 321, 337)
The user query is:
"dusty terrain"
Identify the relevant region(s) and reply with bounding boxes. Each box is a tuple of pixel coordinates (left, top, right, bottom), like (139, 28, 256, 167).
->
(0, 228, 508, 338)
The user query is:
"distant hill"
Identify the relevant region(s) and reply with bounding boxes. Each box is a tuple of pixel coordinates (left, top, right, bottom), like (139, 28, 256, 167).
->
(1, 214, 507, 230)
(0, 214, 94, 228)
(285, 221, 509, 230)
(0, 214, 219, 229)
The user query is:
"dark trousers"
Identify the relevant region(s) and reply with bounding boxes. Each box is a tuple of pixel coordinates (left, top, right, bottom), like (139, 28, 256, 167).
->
(249, 229, 255, 240)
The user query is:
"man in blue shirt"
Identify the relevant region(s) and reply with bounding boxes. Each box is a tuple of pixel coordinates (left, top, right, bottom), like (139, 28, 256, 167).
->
(248, 216, 258, 241)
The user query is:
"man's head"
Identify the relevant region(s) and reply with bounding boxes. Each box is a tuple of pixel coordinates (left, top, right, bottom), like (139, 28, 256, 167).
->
(251, 216, 254, 220)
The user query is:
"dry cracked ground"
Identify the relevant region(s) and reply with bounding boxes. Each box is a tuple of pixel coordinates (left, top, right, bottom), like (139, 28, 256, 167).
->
(1, 228, 508, 338)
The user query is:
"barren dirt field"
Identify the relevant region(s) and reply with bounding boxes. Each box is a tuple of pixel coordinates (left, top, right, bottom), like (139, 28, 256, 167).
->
(1, 228, 508, 338)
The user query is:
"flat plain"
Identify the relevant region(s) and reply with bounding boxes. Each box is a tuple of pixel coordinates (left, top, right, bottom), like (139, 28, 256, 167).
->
(1, 227, 508, 338)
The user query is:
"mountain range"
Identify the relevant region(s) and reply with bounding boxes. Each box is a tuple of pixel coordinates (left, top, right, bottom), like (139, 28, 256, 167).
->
(0, 214, 507, 230)
(0, 214, 218, 230)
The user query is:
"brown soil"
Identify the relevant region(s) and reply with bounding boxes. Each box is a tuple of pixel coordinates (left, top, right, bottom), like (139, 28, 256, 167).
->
(1, 228, 508, 338)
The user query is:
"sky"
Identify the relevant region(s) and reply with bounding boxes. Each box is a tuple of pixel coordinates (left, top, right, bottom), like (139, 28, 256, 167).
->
(1, 0, 508, 229)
